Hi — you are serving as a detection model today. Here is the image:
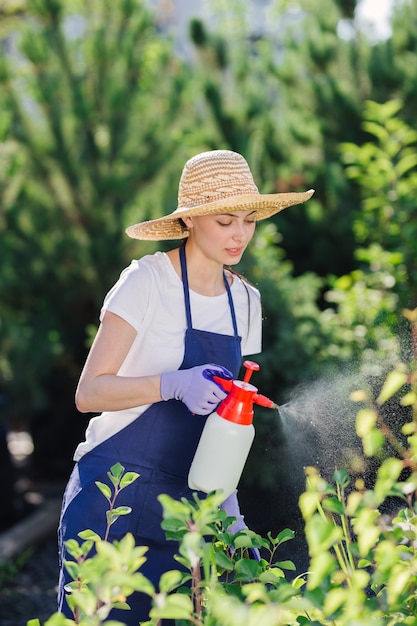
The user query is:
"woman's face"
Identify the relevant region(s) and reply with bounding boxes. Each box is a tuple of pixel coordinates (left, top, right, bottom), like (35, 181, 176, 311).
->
(185, 210, 257, 265)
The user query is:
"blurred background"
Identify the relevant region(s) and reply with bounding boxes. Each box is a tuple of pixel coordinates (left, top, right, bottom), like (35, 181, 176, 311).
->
(0, 0, 416, 580)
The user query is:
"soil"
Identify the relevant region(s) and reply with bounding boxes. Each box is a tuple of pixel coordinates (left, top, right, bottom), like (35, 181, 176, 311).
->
(0, 448, 65, 626)
(0, 533, 59, 626)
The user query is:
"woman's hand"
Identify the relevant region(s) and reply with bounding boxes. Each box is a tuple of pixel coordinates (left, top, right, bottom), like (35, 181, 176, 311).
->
(160, 364, 233, 415)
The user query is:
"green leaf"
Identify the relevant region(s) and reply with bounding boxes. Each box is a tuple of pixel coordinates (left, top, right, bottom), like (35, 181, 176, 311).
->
(377, 457, 403, 483)
(95, 480, 112, 501)
(353, 508, 381, 555)
(305, 514, 343, 555)
(64, 539, 83, 558)
(233, 534, 255, 549)
(401, 391, 416, 407)
(241, 581, 269, 603)
(275, 527, 295, 545)
(377, 369, 408, 405)
(158, 569, 184, 593)
(322, 496, 344, 516)
(275, 559, 296, 571)
(106, 510, 116, 526)
(396, 152, 417, 177)
(323, 586, 347, 616)
(120, 471, 140, 489)
(42, 613, 70, 626)
(158, 493, 191, 519)
(299, 491, 321, 519)
(233, 557, 259, 581)
(362, 429, 385, 457)
(214, 549, 234, 571)
(64, 560, 80, 580)
(112, 505, 132, 516)
(307, 551, 336, 590)
(80, 540, 94, 556)
(150, 593, 194, 620)
(127, 572, 155, 595)
(105, 507, 131, 527)
(333, 468, 350, 488)
(78, 529, 101, 542)
(110, 462, 125, 478)
(70, 588, 98, 616)
(356, 408, 377, 437)
(387, 567, 411, 605)
(107, 462, 125, 487)
(259, 567, 286, 585)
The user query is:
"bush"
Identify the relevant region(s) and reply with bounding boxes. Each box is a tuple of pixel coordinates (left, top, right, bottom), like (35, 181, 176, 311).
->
(29, 310, 417, 625)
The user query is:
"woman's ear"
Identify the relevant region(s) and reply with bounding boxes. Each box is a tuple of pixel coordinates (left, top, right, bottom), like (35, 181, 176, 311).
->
(182, 216, 193, 229)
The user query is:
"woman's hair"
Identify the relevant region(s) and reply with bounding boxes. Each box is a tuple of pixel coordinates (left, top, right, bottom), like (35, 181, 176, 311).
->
(225, 266, 254, 288)
(224, 266, 263, 343)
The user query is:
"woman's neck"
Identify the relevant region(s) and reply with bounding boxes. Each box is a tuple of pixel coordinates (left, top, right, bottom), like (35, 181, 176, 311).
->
(166, 245, 230, 296)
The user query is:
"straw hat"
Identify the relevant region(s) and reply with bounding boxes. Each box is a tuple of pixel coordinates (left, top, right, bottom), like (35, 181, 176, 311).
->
(126, 150, 315, 240)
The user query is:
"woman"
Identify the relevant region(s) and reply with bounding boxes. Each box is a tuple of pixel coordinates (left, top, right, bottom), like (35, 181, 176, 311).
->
(58, 149, 314, 623)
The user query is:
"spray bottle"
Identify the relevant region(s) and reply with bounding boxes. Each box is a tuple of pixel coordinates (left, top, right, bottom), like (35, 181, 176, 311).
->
(188, 360, 278, 499)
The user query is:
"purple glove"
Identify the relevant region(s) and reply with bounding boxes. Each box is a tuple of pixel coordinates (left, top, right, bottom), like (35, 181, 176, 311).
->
(221, 490, 247, 534)
(221, 490, 261, 561)
(160, 363, 233, 415)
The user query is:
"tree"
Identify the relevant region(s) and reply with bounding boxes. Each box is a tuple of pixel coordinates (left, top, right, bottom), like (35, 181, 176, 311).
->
(0, 0, 189, 474)
(187, 0, 373, 279)
(368, 0, 417, 125)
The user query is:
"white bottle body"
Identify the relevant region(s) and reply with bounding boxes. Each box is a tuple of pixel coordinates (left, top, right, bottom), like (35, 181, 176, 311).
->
(188, 411, 255, 500)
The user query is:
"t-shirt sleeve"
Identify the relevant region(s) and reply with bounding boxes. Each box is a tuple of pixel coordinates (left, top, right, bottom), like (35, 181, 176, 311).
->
(100, 260, 151, 332)
(241, 284, 262, 356)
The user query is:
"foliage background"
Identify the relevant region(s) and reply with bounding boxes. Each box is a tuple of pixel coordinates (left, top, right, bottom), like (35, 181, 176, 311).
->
(0, 0, 416, 566)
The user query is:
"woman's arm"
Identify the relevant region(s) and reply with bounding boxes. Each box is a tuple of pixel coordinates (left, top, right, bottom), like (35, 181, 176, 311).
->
(75, 310, 162, 413)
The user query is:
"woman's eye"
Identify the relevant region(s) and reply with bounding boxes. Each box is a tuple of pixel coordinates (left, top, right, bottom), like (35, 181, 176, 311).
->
(217, 217, 255, 227)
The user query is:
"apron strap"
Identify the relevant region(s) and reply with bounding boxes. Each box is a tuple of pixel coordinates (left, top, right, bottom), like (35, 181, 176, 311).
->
(224, 271, 239, 337)
(180, 243, 193, 330)
(179, 243, 239, 337)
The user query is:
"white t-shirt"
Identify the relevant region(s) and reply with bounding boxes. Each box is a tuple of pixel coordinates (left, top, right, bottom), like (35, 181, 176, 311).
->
(74, 252, 262, 461)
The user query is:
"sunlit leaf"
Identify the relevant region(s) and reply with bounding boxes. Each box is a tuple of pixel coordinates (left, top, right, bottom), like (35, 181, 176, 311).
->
(377, 370, 408, 405)
(120, 471, 140, 490)
(95, 481, 112, 501)
(356, 408, 377, 437)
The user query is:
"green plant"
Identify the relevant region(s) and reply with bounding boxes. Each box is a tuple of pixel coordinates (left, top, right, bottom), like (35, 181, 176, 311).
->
(41, 462, 145, 626)
(0, 547, 34, 588)
(29, 311, 417, 625)
(298, 309, 417, 624)
(146, 491, 300, 626)
(341, 99, 417, 308)
(28, 462, 303, 626)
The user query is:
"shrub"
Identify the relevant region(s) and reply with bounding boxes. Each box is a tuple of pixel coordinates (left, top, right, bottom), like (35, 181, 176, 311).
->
(29, 310, 417, 625)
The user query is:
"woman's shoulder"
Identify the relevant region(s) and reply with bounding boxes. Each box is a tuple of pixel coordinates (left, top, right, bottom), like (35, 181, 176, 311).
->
(101, 253, 172, 326)
(119, 251, 169, 281)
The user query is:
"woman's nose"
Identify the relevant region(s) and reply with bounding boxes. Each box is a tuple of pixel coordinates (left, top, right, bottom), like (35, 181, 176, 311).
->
(232, 222, 246, 241)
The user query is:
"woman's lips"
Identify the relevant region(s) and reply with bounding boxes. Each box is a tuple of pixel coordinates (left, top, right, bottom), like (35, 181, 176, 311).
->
(225, 247, 244, 257)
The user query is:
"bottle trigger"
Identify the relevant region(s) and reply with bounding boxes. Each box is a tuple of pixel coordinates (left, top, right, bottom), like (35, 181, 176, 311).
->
(212, 375, 233, 392)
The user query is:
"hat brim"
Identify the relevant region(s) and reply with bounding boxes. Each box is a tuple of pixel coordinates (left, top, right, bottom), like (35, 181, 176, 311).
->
(125, 189, 315, 241)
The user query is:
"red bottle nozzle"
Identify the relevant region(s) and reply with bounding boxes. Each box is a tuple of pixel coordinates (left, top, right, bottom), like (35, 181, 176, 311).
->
(213, 361, 278, 424)
(253, 393, 279, 410)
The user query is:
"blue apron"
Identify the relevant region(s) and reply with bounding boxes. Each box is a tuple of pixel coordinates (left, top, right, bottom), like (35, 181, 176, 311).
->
(58, 244, 242, 624)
